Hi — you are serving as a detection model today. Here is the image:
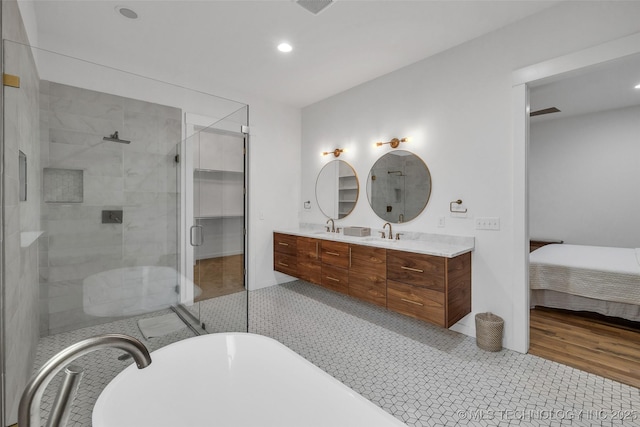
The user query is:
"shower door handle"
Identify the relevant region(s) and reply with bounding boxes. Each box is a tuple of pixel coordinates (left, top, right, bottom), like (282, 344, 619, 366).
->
(190, 225, 204, 246)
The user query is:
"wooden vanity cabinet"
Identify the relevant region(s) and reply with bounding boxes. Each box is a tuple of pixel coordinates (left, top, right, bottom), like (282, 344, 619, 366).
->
(297, 237, 322, 285)
(387, 249, 471, 328)
(272, 232, 472, 329)
(348, 244, 387, 307)
(320, 240, 349, 294)
(273, 233, 297, 277)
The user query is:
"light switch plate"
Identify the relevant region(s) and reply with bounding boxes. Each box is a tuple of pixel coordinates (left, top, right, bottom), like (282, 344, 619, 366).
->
(476, 217, 500, 230)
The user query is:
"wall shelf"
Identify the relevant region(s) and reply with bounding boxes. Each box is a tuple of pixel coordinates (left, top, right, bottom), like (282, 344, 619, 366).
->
(337, 174, 357, 219)
(194, 169, 243, 178)
(195, 215, 244, 220)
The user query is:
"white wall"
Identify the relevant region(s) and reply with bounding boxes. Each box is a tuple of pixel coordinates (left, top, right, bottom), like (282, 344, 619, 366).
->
(530, 106, 640, 248)
(301, 2, 640, 351)
(248, 97, 301, 289)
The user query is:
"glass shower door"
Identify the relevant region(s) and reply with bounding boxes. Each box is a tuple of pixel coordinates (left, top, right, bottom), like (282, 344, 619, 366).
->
(183, 108, 248, 333)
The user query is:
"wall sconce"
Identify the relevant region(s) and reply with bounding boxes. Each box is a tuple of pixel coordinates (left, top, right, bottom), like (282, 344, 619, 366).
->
(322, 148, 344, 157)
(376, 137, 410, 148)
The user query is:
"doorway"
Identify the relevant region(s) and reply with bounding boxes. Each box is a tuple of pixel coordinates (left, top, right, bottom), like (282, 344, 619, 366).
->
(512, 33, 640, 358)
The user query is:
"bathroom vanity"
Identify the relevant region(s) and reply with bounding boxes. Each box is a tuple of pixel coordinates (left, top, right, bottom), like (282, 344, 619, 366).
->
(274, 230, 473, 328)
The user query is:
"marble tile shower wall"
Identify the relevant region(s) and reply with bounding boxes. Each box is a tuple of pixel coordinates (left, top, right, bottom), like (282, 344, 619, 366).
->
(404, 156, 430, 216)
(2, 3, 43, 422)
(39, 81, 182, 335)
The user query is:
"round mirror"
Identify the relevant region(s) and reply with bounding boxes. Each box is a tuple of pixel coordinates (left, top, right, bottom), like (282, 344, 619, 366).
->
(366, 150, 431, 223)
(315, 160, 359, 219)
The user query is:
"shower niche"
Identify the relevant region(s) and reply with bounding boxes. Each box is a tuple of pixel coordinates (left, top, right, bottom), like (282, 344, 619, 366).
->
(42, 168, 84, 203)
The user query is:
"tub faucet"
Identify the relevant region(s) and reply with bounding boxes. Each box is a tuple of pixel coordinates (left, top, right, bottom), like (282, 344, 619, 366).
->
(326, 218, 335, 233)
(383, 222, 393, 240)
(18, 334, 152, 427)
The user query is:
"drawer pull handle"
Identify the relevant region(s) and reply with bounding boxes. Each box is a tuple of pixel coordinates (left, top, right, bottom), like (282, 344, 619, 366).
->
(326, 276, 340, 282)
(326, 251, 340, 256)
(278, 262, 289, 267)
(401, 266, 424, 273)
(278, 242, 289, 246)
(401, 298, 424, 306)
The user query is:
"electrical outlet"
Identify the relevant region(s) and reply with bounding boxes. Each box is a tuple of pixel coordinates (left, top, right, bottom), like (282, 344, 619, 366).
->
(475, 217, 500, 230)
(438, 216, 445, 228)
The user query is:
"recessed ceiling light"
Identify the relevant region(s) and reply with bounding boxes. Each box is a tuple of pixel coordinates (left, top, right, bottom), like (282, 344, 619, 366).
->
(277, 43, 293, 53)
(635, 83, 640, 89)
(116, 5, 138, 20)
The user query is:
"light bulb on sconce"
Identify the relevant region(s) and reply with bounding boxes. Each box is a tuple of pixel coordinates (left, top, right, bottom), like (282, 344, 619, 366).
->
(375, 137, 411, 149)
(322, 148, 344, 157)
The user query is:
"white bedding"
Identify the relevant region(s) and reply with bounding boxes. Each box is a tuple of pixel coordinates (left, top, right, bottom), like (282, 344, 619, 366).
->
(530, 244, 640, 306)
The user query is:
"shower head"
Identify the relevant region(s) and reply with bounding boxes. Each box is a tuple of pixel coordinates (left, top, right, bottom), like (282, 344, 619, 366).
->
(103, 131, 131, 144)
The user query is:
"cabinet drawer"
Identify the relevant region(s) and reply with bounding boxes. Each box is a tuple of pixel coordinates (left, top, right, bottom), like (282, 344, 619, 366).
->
(349, 270, 386, 307)
(274, 233, 297, 256)
(321, 264, 349, 295)
(321, 240, 350, 269)
(350, 244, 386, 274)
(297, 259, 322, 285)
(387, 280, 444, 326)
(274, 252, 297, 277)
(297, 237, 320, 261)
(387, 249, 444, 291)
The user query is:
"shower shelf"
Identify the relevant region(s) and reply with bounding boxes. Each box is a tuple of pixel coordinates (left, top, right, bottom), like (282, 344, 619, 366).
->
(20, 231, 43, 248)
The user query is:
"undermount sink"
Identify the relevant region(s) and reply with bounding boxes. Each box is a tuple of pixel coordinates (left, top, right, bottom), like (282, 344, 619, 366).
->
(362, 237, 397, 243)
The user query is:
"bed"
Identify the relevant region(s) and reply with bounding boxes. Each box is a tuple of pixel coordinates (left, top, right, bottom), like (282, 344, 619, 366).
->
(529, 244, 640, 322)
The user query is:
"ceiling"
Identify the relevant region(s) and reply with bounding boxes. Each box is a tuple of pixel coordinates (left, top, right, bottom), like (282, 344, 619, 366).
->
(29, 0, 560, 108)
(530, 52, 640, 122)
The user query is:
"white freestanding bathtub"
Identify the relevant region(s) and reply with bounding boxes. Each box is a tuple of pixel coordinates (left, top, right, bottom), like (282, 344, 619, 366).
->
(93, 333, 407, 427)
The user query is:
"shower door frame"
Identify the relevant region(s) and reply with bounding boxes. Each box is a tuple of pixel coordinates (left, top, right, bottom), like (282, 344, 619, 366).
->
(0, 11, 6, 427)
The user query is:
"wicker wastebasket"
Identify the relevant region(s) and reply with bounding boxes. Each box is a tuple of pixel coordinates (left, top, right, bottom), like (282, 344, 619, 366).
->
(475, 312, 504, 352)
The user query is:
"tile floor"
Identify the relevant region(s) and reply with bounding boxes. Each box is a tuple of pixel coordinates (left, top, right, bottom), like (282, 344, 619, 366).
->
(30, 280, 639, 426)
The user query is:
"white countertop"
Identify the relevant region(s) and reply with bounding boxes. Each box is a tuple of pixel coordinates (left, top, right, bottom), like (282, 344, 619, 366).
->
(275, 227, 474, 258)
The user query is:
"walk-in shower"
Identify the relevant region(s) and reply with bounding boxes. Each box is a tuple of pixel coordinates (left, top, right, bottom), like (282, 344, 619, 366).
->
(1, 40, 248, 425)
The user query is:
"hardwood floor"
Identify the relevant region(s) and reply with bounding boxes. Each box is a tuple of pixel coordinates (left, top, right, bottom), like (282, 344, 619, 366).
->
(194, 254, 245, 302)
(530, 307, 640, 388)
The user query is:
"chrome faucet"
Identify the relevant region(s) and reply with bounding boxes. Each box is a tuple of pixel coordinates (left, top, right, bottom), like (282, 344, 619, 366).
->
(18, 334, 152, 427)
(383, 222, 393, 240)
(326, 218, 335, 233)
